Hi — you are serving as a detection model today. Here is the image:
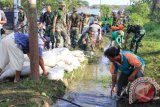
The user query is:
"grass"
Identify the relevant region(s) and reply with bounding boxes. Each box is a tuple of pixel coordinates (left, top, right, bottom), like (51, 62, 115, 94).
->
(138, 39, 160, 84)
(0, 77, 66, 107)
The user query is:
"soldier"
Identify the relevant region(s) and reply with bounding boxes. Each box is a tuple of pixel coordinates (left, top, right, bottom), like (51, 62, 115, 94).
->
(53, 1, 68, 48)
(16, 6, 27, 33)
(68, 7, 79, 48)
(41, 4, 55, 49)
(79, 12, 84, 33)
(78, 27, 96, 51)
(81, 14, 89, 34)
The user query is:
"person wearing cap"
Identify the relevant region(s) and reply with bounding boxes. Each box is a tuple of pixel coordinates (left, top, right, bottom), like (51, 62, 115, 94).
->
(68, 7, 80, 48)
(78, 27, 95, 51)
(104, 46, 145, 97)
(16, 6, 27, 33)
(41, 4, 55, 49)
(53, 1, 68, 48)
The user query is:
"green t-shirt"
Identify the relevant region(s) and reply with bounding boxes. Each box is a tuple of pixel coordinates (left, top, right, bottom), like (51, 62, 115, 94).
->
(55, 9, 66, 23)
(111, 31, 118, 40)
(69, 13, 79, 27)
(108, 17, 113, 25)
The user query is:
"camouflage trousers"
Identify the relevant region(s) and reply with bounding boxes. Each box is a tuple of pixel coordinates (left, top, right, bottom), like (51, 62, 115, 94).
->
(55, 23, 67, 47)
(130, 33, 145, 53)
(79, 42, 95, 51)
(44, 25, 55, 49)
(70, 27, 79, 48)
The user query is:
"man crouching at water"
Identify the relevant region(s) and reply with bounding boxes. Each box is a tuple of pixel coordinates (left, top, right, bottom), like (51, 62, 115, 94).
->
(104, 46, 145, 97)
(0, 32, 47, 83)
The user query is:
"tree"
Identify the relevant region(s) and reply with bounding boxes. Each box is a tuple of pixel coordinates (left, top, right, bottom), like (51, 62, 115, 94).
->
(27, 0, 39, 81)
(151, 0, 160, 22)
(125, 2, 150, 25)
(101, 5, 111, 17)
(0, 0, 13, 9)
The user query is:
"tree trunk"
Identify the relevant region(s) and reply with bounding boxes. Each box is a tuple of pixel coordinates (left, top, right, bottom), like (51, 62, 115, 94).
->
(152, 0, 160, 15)
(27, 0, 39, 81)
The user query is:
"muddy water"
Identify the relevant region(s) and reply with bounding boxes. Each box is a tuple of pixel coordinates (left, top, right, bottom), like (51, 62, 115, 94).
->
(52, 55, 118, 107)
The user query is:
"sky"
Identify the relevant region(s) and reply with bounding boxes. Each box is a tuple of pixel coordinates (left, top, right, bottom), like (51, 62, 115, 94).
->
(85, 0, 131, 6)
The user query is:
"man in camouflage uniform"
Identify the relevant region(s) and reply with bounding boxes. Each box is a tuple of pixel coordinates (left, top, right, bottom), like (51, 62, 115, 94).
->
(68, 7, 79, 48)
(16, 6, 27, 33)
(41, 4, 55, 49)
(53, 1, 68, 48)
(79, 12, 83, 34)
(78, 27, 96, 51)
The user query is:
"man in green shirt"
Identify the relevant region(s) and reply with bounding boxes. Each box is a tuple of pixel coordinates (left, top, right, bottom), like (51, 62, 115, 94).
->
(68, 7, 80, 48)
(78, 27, 96, 51)
(53, 1, 68, 47)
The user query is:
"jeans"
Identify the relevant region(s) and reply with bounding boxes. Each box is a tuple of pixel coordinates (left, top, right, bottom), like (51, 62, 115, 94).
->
(117, 70, 144, 96)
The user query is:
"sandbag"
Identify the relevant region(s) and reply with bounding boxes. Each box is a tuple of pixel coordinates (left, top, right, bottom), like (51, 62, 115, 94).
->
(47, 68, 65, 81)
(64, 65, 74, 72)
(43, 51, 57, 67)
(56, 61, 66, 68)
(71, 50, 84, 57)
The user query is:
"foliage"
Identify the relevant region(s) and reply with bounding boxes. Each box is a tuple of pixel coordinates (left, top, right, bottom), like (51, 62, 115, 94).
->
(144, 22, 160, 40)
(125, 2, 150, 25)
(129, 13, 149, 26)
(101, 5, 112, 17)
(138, 40, 160, 85)
(0, 0, 13, 9)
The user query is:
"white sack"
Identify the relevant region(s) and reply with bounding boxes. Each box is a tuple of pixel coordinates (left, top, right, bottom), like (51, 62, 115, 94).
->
(47, 68, 65, 81)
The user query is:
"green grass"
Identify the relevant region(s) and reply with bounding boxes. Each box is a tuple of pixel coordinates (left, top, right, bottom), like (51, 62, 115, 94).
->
(0, 77, 66, 107)
(138, 39, 160, 84)
(124, 34, 160, 85)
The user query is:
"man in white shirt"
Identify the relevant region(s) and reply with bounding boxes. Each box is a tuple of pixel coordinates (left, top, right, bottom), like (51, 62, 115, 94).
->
(0, 9, 7, 42)
(90, 20, 103, 50)
(89, 14, 94, 26)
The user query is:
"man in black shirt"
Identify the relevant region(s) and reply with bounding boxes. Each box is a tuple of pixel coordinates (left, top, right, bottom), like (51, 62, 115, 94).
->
(41, 4, 55, 49)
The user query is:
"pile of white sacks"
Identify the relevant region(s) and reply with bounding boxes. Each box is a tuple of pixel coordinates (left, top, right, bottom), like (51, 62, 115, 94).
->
(0, 48, 85, 81)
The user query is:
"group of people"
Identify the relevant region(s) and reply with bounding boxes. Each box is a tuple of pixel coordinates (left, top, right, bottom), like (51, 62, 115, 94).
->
(0, 2, 147, 101)
(109, 24, 145, 54)
(104, 14, 146, 99)
(0, 1, 103, 83)
(38, 2, 103, 51)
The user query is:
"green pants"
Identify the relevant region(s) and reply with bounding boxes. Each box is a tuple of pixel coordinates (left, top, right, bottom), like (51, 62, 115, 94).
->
(70, 27, 79, 48)
(55, 23, 67, 47)
(45, 25, 55, 49)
